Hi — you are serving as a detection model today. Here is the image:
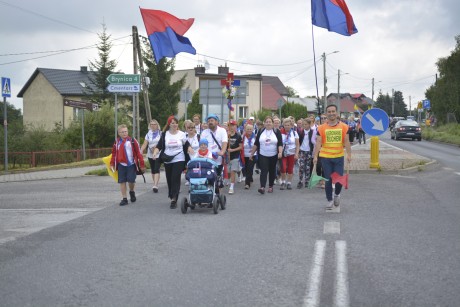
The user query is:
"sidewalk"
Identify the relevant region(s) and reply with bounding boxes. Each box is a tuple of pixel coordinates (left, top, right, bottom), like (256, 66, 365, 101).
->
(0, 140, 436, 183)
(348, 139, 435, 174)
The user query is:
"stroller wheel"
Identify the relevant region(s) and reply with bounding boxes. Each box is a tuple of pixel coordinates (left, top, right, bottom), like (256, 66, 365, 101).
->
(181, 197, 188, 214)
(212, 197, 219, 214)
(219, 194, 226, 210)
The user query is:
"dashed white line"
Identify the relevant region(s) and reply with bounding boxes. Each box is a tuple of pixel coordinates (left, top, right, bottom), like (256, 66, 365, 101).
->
(303, 240, 326, 307)
(335, 241, 350, 307)
(455, 172, 460, 176)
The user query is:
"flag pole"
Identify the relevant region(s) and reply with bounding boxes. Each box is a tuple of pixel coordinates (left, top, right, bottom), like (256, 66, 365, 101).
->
(311, 24, 322, 117)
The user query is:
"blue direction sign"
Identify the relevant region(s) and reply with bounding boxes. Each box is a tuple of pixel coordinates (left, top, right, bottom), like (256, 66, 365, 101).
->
(1, 77, 11, 98)
(361, 108, 389, 136)
(422, 99, 431, 109)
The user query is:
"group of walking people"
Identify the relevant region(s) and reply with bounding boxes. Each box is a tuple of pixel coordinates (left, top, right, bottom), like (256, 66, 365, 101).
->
(109, 104, 352, 210)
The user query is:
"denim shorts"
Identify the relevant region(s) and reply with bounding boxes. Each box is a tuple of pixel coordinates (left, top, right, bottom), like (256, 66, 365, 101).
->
(118, 164, 136, 183)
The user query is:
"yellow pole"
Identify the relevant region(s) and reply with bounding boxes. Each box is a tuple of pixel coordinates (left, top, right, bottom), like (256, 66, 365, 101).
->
(369, 136, 380, 168)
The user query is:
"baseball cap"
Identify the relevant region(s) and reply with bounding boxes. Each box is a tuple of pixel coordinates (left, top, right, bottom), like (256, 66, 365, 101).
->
(205, 113, 219, 122)
(228, 119, 237, 125)
(249, 116, 255, 120)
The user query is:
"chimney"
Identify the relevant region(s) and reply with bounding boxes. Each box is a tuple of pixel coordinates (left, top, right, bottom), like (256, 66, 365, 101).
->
(80, 66, 88, 73)
(194, 65, 205, 75)
(218, 65, 229, 75)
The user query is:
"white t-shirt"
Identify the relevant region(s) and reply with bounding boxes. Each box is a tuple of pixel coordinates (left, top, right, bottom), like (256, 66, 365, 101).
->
(242, 134, 256, 157)
(200, 127, 228, 164)
(163, 130, 186, 163)
(186, 133, 200, 153)
(300, 128, 317, 152)
(259, 129, 279, 157)
(282, 129, 299, 156)
(145, 130, 161, 159)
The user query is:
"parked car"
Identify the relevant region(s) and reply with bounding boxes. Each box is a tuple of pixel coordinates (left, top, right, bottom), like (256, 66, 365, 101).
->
(391, 120, 422, 141)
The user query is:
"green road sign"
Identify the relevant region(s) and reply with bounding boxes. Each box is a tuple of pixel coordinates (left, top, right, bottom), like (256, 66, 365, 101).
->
(106, 74, 140, 84)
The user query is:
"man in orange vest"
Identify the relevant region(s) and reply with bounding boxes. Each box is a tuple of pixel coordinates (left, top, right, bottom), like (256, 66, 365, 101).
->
(313, 104, 352, 210)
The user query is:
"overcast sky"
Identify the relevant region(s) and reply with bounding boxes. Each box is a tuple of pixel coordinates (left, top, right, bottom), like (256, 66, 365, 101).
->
(1, 0, 458, 112)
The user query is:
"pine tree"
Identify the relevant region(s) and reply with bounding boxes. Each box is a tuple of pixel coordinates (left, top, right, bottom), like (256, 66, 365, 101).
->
(140, 41, 186, 128)
(87, 23, 118, 107)
(187, 90, 202, 120)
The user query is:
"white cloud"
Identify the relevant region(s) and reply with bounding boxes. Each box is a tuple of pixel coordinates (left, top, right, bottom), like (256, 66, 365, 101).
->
(1, 0, 458, 111)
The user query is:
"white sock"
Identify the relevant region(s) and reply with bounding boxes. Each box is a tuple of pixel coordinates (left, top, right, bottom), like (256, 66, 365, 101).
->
(230, 183, 234, 189)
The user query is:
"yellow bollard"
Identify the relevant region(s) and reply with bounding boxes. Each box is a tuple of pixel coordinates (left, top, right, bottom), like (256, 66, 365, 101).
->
(369, 136, 380, 168)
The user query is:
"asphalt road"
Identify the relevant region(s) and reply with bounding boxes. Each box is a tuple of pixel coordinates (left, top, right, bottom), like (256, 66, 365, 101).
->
(1, 141, 460, 306)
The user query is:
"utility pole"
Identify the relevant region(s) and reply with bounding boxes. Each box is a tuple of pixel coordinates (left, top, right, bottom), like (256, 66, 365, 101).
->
(132, 26, 140, 140)
(337, 69, 341, 116)
(133, 26, 152, 124)
(391, 88, 395, 116)
(322, 52, 327, 112)
(371, 78, 375, 102)
(409, 95, 412, 116)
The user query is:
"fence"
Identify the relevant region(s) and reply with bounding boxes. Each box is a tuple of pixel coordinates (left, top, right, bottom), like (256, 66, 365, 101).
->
(0, 148, 112, 170)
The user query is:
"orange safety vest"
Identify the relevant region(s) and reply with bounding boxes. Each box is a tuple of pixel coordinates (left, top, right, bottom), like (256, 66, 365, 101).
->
(317, 122, 348, 158)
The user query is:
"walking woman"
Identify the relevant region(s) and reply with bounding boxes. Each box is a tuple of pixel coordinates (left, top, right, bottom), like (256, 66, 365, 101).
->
(153, 116, 194, 208)
(250, 116, 283, 194)
(280, 118, 299, 190)
(183, 119, 200, 186)
(241, 123, 256, 189)
(141, 119, 162, 193)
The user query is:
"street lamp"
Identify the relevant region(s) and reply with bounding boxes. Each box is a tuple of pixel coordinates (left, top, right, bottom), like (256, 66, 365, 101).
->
(322, 51, 339, 112)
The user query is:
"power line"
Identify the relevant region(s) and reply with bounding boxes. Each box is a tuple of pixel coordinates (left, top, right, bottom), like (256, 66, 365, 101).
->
(0, 0, 96, 34)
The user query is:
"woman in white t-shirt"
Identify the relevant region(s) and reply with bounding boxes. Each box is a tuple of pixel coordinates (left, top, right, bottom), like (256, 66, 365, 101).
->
(280, 118, 299, 190)
(153, 116, 194, 209)
(250, 116, 283, 194)
(140, 119, 162, 193)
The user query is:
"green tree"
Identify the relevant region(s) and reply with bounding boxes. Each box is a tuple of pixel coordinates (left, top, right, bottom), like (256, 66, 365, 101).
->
(87, 23, 118, 107)
(251, 108, 273, 122)
(375, 90, 407, 117)
(187, 90, 202, 120)
(0, 101, 25, 153)
(63, 104, 131, 149)
(285, 86, 299, 98)
(281, 102, 308, 120)
(426, 35, 460, 123)
(141, 43, 186, 128)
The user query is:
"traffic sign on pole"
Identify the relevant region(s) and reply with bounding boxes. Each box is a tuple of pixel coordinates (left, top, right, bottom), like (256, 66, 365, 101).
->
(422, 99, 431, 109)
(1, 77, 11, 98)
(361, 108, 389, 136)
(107, 84, 141, 93)
(106, 74, 140, 85)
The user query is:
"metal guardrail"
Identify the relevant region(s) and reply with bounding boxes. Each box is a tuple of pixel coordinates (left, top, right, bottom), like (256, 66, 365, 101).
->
(0, 148, 111, 169)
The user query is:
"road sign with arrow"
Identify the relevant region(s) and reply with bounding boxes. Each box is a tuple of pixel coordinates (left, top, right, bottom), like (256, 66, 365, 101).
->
(361, 108, 389, 136)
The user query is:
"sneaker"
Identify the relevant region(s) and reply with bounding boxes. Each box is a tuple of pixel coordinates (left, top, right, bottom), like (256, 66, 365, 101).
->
(326, 200, 334, 210)
(280, 183, 285, 190)
(286, 183, 292, 190)
(238, 176, 242, 183)
(170, 199, 177, 209)
(305, 182, 309, 188)
(152, 186, 158, 193)
(255, 169, 260, 174)
(119, 198, 128, 206)
(333, 194, 341, 207)
(297, 182, 303, 189)
(258, 187, 265, 194)
(267, 186, 273, 193)
(129, 191, 136, 202)
(229, 187, 234, 194)
(244, 185, 250, 190)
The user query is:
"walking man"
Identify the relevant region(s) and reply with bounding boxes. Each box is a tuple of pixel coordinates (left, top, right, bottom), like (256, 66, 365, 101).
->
(313, 105, 352, 210)
(110, 124, 145, 206)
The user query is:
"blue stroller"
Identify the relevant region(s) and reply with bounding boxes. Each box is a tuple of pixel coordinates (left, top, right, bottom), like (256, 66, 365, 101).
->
(182, 158, 227, 214)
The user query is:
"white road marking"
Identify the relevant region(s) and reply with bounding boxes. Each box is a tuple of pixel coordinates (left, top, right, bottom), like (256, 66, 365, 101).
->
(335, 241, 350, 307)
(455, 172, 460, 176)
(324, 221, 341, 234)
(443, 167, 454, 171)
(303, 240, 326, 307)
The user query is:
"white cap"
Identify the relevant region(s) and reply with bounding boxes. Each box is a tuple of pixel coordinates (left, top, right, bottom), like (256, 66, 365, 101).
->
(249, 116, 255, 120)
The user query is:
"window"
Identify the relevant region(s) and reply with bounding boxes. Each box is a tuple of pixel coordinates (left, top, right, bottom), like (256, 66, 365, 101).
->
(239, 106, 248, 119)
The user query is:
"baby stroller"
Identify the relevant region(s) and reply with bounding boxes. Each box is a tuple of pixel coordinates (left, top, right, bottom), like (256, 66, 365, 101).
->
(182, 158, 227, 214)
